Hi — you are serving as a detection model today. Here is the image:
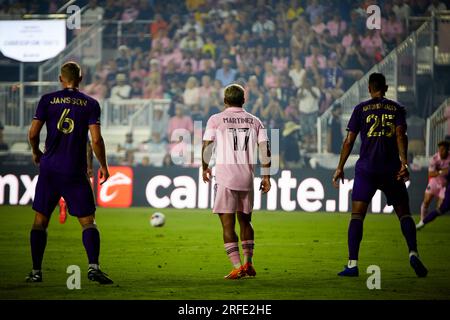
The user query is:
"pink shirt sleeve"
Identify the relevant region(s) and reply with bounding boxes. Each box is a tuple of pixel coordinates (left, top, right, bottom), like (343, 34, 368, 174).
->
(203, 115, 217, 141)
(257, 119, 269, 144)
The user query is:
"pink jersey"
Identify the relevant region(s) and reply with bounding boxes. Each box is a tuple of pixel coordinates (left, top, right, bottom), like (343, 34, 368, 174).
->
(203, 107, 268, 191)
(428, 152, 450, 185)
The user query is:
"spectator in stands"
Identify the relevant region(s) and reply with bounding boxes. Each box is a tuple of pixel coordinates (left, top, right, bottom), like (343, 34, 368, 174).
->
(130, 77, 143, 99)
(183, 76, 200, 107)
(261, 88, 285, 129)
(84, 74, 107, 101)
(215, 58, 237, 86)
(179, 28, 204, 52)
(322, 52, 344, 106)
(286, 0, 305, 21)
(360, 29, 385, 63)
(199, 52, 216, 71)
(327, 103, 343, 154)
(83, 0, 104, 25)
(428, 0, 447, 14)
(137, 0, 154, 20)
(147, 131, 168, 167)
(263, 61, 279, 89)
(110, 73, 131, 100)
(150, 13, 168, 38)
(130, 31, 151, 52)
(282, 121, 302, 168)
(305, 0, 325, 24)
(121, 2, 139, 23)
(198, 75, 215, 109)
(339, 42, 367, 82)
(289, 58, 307, 89)
(118, 132, 137, 154)
(116, 45, 131, 74)
(327, 10, 347, 38)
(0, 122, 8, 151)
(305, 43, 327, 70)
(393, 0, 412, 22)
(285, 97, 300, 122)
(252, 12, 275, 35)
(181, 14, 204, 35)
(381, 12, 405, 48)
(297, 77, 321, 152)
(149, 104, 167, 141)
(152, 29, 171, 50)
(168, 104, 194, 140)
(168, 14, 183, 38)
(272, 47, 289, 73)
(129, 59, 148, 80)
(311, 15, 327, 35)
(144, 75, 164, 99)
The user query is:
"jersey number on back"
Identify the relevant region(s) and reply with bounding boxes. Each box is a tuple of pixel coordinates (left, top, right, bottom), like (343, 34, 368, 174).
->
(57, 108, 74, 134)
(366, 114, 395, 138)
(228, 128, 250, 151)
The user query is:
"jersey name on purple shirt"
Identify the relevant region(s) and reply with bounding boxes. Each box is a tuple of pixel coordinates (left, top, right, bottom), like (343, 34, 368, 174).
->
(33, 88, 101, 176)
(347, 97, 407, 173)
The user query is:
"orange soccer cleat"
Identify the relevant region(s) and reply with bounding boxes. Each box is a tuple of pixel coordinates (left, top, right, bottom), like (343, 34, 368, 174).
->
(242, 262, 256, 277)
(59, 198, 67, 224)
(224, 267, 245, 280)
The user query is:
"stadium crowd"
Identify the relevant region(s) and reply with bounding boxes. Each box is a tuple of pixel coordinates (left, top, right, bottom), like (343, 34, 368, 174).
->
(1, 0, 449, 167)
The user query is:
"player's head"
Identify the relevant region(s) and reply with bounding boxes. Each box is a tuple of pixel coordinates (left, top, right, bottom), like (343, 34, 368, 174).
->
(368, 72, 388, 97)
(438, 140, 450, 159)
(224, 83, 245, 108)
(59, 61, 82, 88)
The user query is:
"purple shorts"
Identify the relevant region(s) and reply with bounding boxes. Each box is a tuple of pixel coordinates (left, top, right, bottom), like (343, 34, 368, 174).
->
(32, 170, 96, 218)
(352, 167, 409, 206)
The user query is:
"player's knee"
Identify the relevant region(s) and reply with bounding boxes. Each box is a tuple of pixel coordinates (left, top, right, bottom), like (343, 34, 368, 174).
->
(351, 213, 365, 221)
(81, 223, 97, 231)
(33, 213, 49, 229)
(398, 214, 413, 222)
(32, 223, 47, 231)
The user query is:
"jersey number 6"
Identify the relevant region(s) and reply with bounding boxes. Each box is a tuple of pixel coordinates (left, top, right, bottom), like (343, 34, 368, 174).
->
(57, 108, 74, 134)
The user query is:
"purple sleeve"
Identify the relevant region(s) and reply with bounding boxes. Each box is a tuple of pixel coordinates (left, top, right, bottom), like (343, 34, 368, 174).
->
(88, 100, 101, 126)
(346, 107, 360, 133)
(33, 96, 47, 121)
(395, 106, 407, 128)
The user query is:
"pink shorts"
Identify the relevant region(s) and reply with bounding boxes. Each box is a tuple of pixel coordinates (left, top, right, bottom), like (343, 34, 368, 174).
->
(213, 184, 254, 214)
(425, 178, 446, 199)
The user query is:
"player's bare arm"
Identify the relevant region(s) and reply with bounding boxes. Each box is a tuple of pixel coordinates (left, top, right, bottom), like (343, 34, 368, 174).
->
(89, 124, 109, 184)
(202, 140, 214, 183)
(87, 141, 94, 178)
(395, 125, 409, 182)
(28, 119, 45, 165)
(258, 141, 271, 194)
(333, 131, 358, 188)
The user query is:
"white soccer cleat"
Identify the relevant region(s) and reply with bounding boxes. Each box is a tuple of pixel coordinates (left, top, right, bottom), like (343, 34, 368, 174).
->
(416, 220, 425, 230)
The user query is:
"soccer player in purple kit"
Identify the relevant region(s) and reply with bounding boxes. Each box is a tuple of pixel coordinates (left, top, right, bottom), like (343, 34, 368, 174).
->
(26, 61, 113, 284)
(332, 73, 428, 278)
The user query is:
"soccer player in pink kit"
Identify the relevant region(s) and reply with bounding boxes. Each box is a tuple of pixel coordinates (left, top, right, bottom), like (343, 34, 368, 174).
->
(417, 141, 450, 229)
(202, 84, 271, 279)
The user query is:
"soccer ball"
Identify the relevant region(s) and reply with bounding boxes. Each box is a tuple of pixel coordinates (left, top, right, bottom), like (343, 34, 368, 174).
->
(150, 212, 165, 227)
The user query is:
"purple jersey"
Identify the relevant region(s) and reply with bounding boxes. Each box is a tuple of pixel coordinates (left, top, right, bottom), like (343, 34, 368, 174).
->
(33, 88, 100, 176)
(347, 97, 407, 173)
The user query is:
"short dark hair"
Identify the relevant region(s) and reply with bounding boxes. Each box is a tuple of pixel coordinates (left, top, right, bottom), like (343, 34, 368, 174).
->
(438, 140, 450, 149)
(224, 84, 245, 107)
(368, 72, 387, 93)
(61, 61, 82, 84)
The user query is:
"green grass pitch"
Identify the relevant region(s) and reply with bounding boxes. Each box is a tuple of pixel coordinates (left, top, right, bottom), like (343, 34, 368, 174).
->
(1, 205, 450, 300)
